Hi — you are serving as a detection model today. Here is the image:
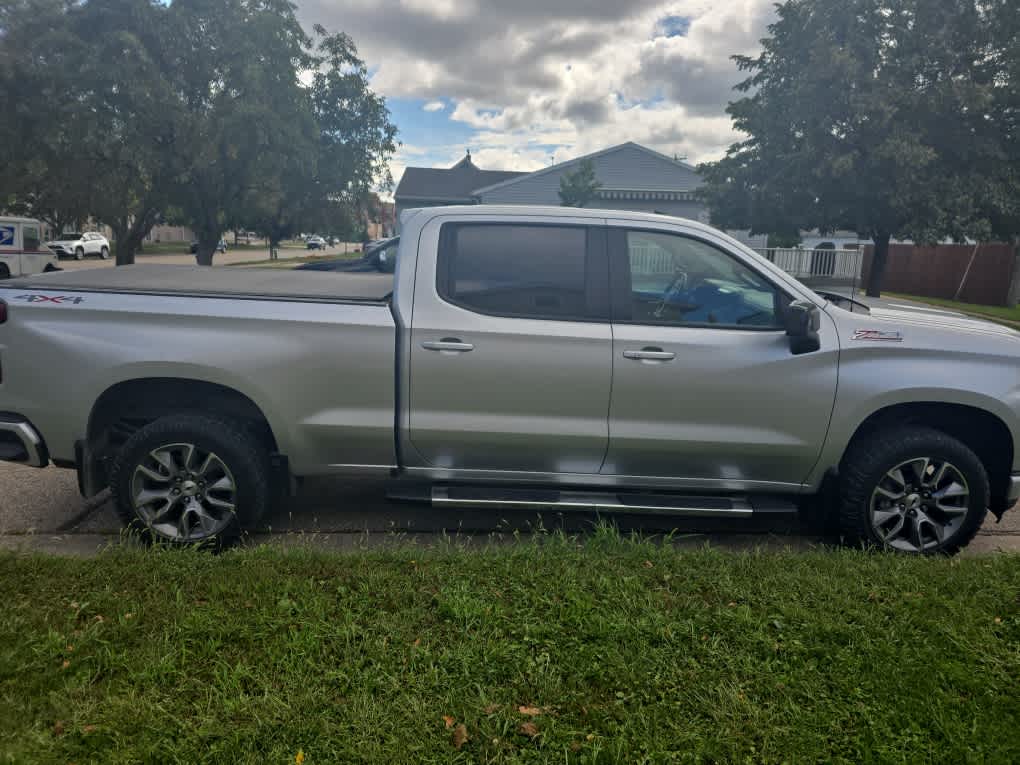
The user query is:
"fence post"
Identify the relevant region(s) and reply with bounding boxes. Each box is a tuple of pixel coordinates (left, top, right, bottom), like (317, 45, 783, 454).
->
(1007, 239, 1020, 307)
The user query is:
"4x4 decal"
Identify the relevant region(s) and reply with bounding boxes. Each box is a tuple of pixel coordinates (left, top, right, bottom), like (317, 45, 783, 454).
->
(13, 294, 85, 305)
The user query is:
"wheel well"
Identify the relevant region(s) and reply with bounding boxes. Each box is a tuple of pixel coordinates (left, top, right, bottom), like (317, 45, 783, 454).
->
(844, 402, 1014, 509)
(87, 378, 278, 461)
(0, 264, 9, 278)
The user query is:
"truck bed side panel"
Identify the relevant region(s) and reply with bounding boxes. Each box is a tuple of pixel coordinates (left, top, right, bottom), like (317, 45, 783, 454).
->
(0, 288, 397, 473)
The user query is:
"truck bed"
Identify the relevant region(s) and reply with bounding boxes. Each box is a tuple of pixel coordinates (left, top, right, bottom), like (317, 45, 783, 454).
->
(5, 264, 393, 302)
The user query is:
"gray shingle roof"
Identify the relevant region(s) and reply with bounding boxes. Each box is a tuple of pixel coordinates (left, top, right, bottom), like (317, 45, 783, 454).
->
(395, 154, 526, 203)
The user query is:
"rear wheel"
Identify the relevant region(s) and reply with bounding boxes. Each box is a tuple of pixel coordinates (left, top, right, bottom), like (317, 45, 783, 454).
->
(100, 246, 109, 259)
(74, 246, 84, 260)
(110, 414, 270, 548)
(840, 426, 988, 554)
(0, 264, 9, 279)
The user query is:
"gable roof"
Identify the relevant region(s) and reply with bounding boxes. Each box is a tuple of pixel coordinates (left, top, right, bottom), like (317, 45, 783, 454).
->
(470, 141, 702, 197)
(395, 154, 526, 203)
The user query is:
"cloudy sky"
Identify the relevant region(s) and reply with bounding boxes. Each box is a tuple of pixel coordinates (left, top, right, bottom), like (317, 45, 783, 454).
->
(296, 0, 777, 192)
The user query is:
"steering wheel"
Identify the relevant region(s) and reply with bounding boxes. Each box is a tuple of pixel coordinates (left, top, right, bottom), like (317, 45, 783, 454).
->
(653, 272, 689, 318)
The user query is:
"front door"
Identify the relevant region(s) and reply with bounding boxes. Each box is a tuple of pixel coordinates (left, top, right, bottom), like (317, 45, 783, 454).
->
(409, 221, 612, 474)
(20, 223, 50, 275)
(603, 225, 839, 490)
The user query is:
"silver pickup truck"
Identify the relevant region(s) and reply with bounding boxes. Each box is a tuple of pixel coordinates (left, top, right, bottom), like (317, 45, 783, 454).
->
(1, 206, 1018, 553)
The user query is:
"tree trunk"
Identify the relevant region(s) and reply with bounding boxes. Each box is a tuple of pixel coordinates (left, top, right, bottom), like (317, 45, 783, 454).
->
(110, 208, 158, 266)
(194, 229, 220, 266)
(865, 233, 891, 298)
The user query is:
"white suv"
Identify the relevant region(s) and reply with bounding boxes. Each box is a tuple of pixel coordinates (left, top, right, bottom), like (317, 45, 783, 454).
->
(46, 232, 110, 260)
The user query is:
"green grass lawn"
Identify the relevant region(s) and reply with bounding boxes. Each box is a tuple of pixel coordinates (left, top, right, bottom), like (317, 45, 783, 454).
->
(886, 292, 1020, 325)
(1, 534, 1018, 763)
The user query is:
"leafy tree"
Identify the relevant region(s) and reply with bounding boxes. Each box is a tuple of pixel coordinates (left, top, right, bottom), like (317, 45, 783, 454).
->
(698, 0, 1016, 297)
(558, 159, 602, 208)
(1, 0, 176, 263)
(240, 27, 397, 259)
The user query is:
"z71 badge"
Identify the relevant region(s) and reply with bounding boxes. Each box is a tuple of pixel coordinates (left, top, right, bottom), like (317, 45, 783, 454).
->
(851, 329, 902, 342)
(14, 294, 85, 305)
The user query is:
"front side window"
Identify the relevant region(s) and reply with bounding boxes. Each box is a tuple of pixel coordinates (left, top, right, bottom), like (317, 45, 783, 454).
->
(438, 224, 593, 320)
(624, 231, 783, 328)
(23, 225, 40, 251)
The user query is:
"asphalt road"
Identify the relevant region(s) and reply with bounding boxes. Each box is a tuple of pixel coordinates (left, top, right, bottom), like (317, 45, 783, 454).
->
(2, 461, 1018, 555)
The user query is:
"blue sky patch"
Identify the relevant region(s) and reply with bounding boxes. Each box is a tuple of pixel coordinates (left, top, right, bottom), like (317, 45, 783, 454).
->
(655, 15, 691, 38)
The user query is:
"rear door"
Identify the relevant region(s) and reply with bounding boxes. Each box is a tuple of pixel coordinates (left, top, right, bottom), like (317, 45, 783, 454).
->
(603, 223, 839, 489)
(408, 218, 612, 474)
(20, 223, 51, 275)
(0, 222, 19, 277)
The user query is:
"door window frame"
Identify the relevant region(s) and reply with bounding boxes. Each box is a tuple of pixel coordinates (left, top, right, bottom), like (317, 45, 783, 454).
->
(435, 222, 610, 322)
(607, 226, 792, 331)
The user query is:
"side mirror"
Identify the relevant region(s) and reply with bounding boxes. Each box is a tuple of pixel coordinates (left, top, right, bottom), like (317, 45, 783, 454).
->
(784, 299, 821, 355)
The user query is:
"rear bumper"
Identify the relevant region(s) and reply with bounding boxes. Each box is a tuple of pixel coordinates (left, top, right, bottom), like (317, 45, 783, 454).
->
(0, 416, 48, 467)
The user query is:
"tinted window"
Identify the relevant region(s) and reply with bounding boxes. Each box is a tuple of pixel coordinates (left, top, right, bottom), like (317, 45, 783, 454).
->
(625, 231, 782, 328)
(23, 225, 40, 251)
(439, 225, 590, 319)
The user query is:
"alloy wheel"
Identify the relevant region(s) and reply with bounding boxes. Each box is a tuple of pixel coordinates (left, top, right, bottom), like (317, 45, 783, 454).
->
(869, 456, 970, 552)
(130, 442, 237, 542)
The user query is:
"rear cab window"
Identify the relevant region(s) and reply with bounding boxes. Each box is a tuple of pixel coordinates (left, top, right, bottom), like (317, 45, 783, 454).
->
(436, 223, 608, 321)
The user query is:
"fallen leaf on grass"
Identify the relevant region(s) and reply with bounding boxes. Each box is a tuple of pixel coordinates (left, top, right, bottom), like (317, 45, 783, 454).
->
(61, 660, 70, 670)
(994, 617, 1002, 624)
(451, 723, 468, 749)
(643, 560, 654, 568)
(82, 725, 96, 734)
(295, 750, 305, 764)
(52, 721, 65, 736)
(412, 638, 421, 647)
(443, 715, 456, 729)
(519, 722, 539, 738)
(483, 703, 500, 714)
(518, 706, 542, 716)
(66, 645, 74, 652)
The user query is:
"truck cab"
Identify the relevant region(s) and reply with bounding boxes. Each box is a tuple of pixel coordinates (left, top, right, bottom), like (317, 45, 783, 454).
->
(0, 217, 60, 279)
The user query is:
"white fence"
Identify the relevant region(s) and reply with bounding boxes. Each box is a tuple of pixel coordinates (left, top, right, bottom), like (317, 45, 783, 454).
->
(755, 247, 864, 281)
(629, 242, 864, 283)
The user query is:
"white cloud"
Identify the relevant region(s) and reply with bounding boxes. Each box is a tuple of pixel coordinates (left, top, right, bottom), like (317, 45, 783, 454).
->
(297, 0, 775, 183)
(422, 100, 445, 112)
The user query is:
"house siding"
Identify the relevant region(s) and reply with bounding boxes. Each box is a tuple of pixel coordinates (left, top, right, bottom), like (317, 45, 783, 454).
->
(476, 144, 703, 205)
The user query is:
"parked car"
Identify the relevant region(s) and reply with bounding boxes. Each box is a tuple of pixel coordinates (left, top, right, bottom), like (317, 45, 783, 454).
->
(189, 239, 227, 254)
(297, 237, 399, 273)
(305, 235, 327, 250)
(0, 216, 60, 278)
(1, 205, 1017, 553)
(46, 231, 110, 260)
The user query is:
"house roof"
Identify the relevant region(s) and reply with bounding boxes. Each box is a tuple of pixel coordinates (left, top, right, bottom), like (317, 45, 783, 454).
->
(471, 141, 702, 197)
(395, 153, 526, 203)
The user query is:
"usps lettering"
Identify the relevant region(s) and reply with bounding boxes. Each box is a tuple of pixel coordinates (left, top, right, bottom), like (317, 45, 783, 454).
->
(14, 294, 85, 304)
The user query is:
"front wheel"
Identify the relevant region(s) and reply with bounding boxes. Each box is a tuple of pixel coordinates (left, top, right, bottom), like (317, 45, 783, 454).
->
(100, 246, 109, 259)
(839, 426, 988, 555)
(74, 247, 84, 260)
(110, 414, 270, 548)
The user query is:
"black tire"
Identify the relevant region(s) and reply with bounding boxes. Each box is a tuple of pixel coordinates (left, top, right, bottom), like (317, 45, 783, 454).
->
(74, 247, 84, 260)
(0, 264, 9, 279)
(110, 414, 270, 548)
(100, 246, 109, 260)
(840, 426, 988, 555)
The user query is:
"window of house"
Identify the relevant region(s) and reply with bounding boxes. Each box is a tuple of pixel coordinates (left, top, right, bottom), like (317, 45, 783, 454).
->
(623, 230, 784, 328)
(438, 224, 595, 320)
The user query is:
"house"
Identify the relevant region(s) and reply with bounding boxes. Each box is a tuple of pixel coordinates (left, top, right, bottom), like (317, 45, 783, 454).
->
(473, 142, 708, 222)
(394, 152, 526, 226)
(394, 142, 772, 247)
